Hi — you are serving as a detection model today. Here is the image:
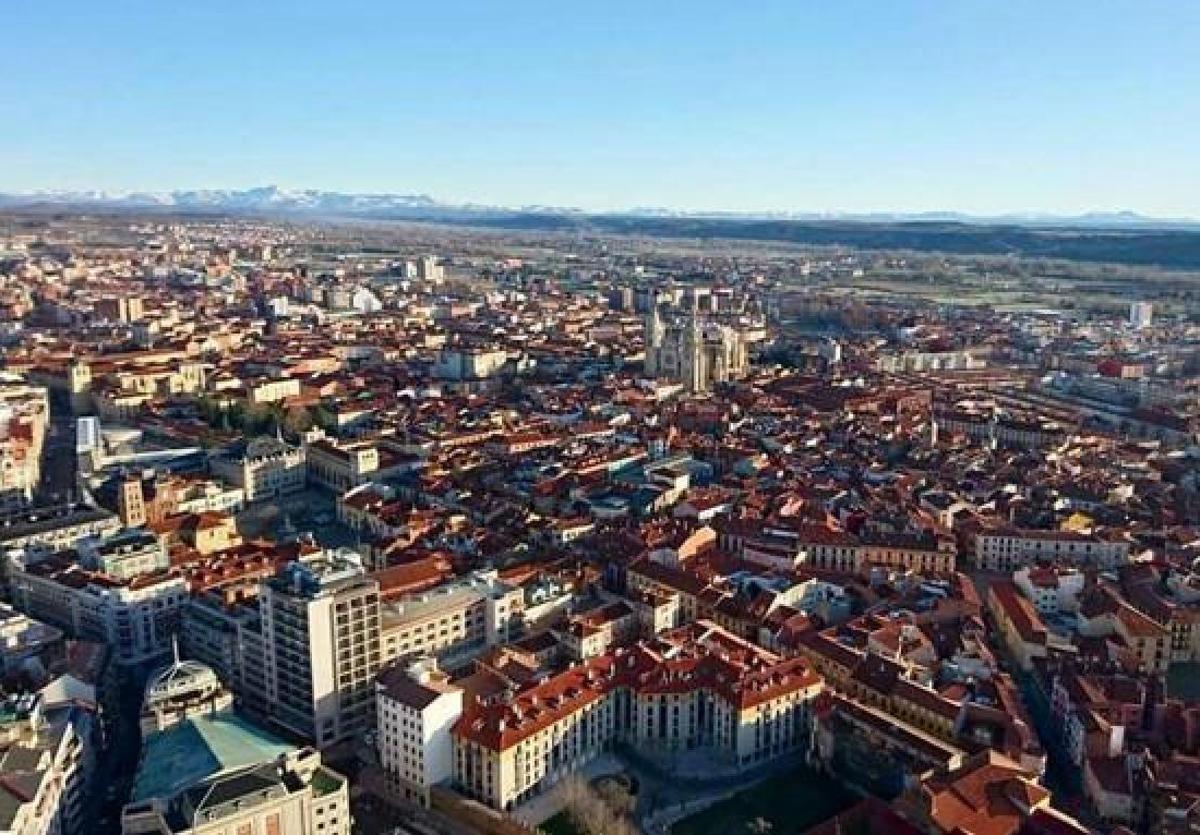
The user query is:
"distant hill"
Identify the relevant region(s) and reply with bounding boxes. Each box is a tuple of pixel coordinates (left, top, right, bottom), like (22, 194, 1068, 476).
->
(3, 186, 1200, 268)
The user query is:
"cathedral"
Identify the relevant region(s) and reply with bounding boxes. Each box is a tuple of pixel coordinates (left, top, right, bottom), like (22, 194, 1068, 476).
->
(644, 307, 749, 392)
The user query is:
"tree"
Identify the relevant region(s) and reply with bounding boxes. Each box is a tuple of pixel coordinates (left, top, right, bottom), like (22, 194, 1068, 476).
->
(748, 817, 774, 835)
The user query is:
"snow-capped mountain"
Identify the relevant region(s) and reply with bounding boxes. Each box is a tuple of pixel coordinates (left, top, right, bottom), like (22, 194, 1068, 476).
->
(0, 185, 1194, 228)
(0, 185, 449, 215)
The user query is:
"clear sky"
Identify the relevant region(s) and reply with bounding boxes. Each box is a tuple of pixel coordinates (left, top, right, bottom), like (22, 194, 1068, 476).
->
(3, 0, 1199, 216)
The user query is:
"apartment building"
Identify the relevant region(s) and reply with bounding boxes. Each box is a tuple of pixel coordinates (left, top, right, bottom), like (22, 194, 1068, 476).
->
(261, 552, 381, 747)
(376, 657, 464, 806)
(8, 552, 187, 665)
(0, 374, 48, 511)
(974, 527, 1131, 572)
(305, 438, 381, 493)
(986, 581, 1049, 671)
(452, 620, 823, 811)
(76, 527, 168, 581)
(0, 503, 122, 555)
(380, 569, 523, 667)
(0, 692, 95, 835)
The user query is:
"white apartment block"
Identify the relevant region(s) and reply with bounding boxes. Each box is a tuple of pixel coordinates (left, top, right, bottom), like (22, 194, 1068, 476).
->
(376, 658, 464, 806)
(974, 528, 1131, 572)
(0, 694, 94, 835)
(380, 569, 523, 666)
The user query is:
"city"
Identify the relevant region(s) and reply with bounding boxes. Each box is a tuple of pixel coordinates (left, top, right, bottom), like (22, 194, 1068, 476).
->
(0, 210, 1197, 835)
(4, 3, 1200, 835)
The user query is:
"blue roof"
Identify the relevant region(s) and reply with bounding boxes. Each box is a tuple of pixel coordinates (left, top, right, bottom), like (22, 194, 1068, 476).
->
(133, 712, 296, 802)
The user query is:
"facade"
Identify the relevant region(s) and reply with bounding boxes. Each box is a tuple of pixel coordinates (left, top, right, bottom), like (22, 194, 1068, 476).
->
(376, 657, 464, 806)
(0, 375, 49, 511)
(974, 528, 1131, 572)
(260, 553, 381, 747)
(0, 693, 95, 835)
(0, 504, 121, 555)
(644, 309, 748, 393)
(380, 569, 523, 666)
(9, 553, 188, 666)
(986, 581, 1049, 671)
(209, 437, 306, 503)
(305, 439, 380, 493)
(452, 620, 822, 811)
(77, 528, 168, 581)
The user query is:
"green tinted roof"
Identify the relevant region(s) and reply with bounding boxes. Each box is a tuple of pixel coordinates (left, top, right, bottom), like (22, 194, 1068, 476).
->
(133, 712, 296, 802)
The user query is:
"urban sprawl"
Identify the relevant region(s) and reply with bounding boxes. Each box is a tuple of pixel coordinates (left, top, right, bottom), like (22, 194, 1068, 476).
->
(0, 214, 1198, 835)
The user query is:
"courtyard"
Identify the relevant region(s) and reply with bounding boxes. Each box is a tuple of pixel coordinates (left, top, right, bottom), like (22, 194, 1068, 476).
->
(668, 765, 855, 835)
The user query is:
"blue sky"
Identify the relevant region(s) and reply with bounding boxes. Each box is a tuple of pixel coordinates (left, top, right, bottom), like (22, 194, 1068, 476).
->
(3, 1, 1198, 215)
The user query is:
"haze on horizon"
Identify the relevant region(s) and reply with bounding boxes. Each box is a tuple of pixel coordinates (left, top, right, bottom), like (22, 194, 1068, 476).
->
(3, 0, 1199, 218)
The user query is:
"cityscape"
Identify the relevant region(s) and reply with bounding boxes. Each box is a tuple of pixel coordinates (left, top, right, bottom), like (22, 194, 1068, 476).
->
(3, 3, 1200, 835)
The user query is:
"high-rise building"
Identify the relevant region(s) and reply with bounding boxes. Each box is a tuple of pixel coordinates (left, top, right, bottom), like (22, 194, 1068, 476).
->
(1129, 301, 1154, 330)
(261, 552, 382, 747)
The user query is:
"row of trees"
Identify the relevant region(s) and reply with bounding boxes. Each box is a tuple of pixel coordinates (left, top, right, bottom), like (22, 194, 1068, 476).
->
(195, 395, 336, 439)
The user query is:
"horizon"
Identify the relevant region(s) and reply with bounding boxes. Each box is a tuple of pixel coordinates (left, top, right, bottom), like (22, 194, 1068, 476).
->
(3, 182, 1198, 225)
(4, 2, 1200, 217)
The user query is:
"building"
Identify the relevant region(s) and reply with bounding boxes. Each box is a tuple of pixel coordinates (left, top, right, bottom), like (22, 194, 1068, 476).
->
(433, 347, 510, 381)
(452, 620, 822, 811)
(0, 374, 49, 511)
(376, 657, 464, 807)
(8, 552, 188, 666)
(139, 647, 235, 736)
(973, 528, 1131, 572)
(0, 691, 96, 835)
(305, 438, 381, 493)
(121, 712, 350, 835)
(1130, 301, 1154, 330)
(77, 527, 168, 581)
(261, 552, 381, 747)
(899, 749, 1051, 835)
(0, 503, 122, 555)
(644, 309, 749, 393)
(380, 569, 523, 667)
(986, 581, 1049, 671)
(94, 296, 144, 323)
(209, 436, 305, 503)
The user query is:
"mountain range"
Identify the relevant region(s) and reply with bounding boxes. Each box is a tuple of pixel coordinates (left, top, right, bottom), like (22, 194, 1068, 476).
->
(5, 186, 1200, 268)
(1, 185, 1196, 230)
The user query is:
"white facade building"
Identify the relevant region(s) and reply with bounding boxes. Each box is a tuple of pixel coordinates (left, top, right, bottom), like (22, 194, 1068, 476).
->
(376, 657, 463, 806)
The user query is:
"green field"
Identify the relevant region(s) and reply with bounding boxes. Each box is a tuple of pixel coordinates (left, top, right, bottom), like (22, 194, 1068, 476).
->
(670, 766, 856, 835)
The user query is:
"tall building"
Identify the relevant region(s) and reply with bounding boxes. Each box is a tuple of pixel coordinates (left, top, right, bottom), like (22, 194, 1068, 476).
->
(261, 552, 381, 747)
(1130, 301, 1154, 330)
(644, 308, 749, 393)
